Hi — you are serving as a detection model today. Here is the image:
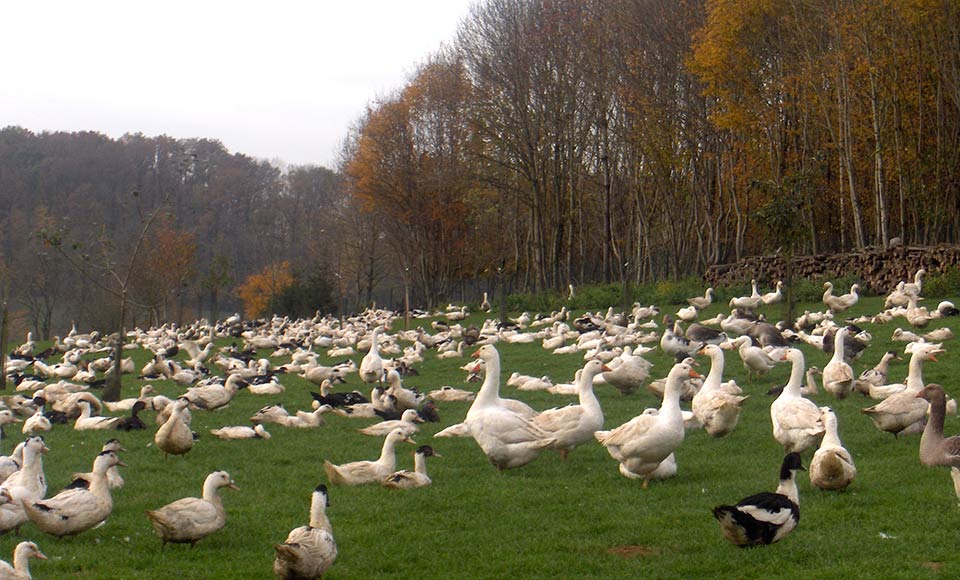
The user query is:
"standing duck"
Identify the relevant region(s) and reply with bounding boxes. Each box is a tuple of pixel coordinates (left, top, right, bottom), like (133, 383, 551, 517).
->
(68, 439, 126, 490)
(822, 327, 855, 399)
(531, 359, 609, 459)
(862, 342, 944, 436)
(464, 345, 555, 470)
(729, 336, 778, 380)
(23, 450, 124, 537)
(770, 349, 825, 454)
(154, 398, 194, 459)
(595, 362, 701, 485)
(712, 452, 804, 547)
(916, 384, 960, 497)
(358, 327, 385, 384)
(323, 428, 415, 486)
(146, 470, 238, 547)
(274, 484, 337, 580)
(0, 541, 46, 580)
(692, 345, 748, 437)
(0, 436, 49, 534)
(383, 445, 441, 489)
(809, 407, 856, 490)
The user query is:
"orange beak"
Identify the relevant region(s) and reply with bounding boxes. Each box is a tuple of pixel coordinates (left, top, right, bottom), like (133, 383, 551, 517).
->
(688, 369, 702, 379)
(471, 349, 481, 358)
(601, 364, 612, 373)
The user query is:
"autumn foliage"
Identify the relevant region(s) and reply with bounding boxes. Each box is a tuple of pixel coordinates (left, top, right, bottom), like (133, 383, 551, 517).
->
(236, 262, 294, 319)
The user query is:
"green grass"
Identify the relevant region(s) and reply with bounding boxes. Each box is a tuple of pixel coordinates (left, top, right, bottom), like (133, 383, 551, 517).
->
(4, 295, 960, 578)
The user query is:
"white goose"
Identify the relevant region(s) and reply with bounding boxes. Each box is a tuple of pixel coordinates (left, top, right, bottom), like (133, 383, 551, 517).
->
(323, 428, 415, 485)
(594, 346, 652, 396)
(770, 349, 825, 454)
(146, 470, 238, 546)
(692, 345, 748, 437)
(823, 282, 860, 313)
(209, 424, 271, 440)
(358, 327, 385, 384)
(728, 279, 762, 310)
(530, 360, 609, 459)
(273, 484, 337, 579)
(595, 362, 701, 486)
(822, 327, 854, 399)
(0, 541, 46, 580)
(729, 335, 777, 380)
(862, 342, 944, 436)
(809, 407, 856, 490)
(464, 345, 555, 470)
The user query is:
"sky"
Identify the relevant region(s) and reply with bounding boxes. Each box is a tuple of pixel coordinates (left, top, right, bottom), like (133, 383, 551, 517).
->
(1, 0, 476, 169)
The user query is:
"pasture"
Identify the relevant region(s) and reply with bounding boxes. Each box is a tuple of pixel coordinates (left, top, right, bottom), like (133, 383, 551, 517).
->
(2, 295, 959, 579)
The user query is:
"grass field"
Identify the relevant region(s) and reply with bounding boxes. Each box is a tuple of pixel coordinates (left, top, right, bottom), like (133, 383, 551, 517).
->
(3, 295, 960, 579)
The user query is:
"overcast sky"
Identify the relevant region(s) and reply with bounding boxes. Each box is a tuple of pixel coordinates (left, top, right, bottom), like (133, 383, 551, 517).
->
(1, 0, 475, 169)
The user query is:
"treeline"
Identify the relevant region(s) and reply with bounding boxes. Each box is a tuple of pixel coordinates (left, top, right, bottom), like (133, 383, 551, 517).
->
(2, 0, 960, 339)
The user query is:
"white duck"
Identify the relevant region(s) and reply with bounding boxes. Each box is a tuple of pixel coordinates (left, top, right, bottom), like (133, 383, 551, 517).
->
(770, 349, 825, 454)
(464, 345, 555, 470)
(823, 282, 860, 313)
(862, 342, 944, 436)
(687, 287, 714, 310)
(692, 345, 748, 437)
(0, 541, 46, 580)
(728, 279, 762, 310)
(69, 439, 126, 490)
(146, 470, 238, 546)
(729, 335, 777, 380)
(154, 398, 194, 459)
(358, 327, 385, 384)
(358, 409, 424, 437)
(595, 362, 701, 486)
(530, 360, 609, 459)
(0, 436, 49, 534)
(809, 407, 856, 490)
(853, 350, 900, 395)
(594, 346, 652, 396)
(20, 410, 46, 435)
(209, 424, 271, 440)
(273, 484, 337, 580)
(761, 280, 784, 305)
(822, 327, 854, 399)
(323, 428, 415, 485)
(383, 445, 441, 489)
(23, 449, 123, 537)
(0, 442, 25, 484)
(73, 400, 121, 430)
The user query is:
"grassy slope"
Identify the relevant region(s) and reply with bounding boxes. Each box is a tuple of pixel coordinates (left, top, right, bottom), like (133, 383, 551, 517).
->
(3, 295, 960, 579)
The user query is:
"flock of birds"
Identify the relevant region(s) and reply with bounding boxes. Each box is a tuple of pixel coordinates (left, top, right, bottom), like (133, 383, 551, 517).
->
(0, 268, 958, 576)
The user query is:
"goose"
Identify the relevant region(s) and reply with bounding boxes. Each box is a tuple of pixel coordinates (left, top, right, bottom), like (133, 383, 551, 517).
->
(853, 350, 900, 395)
(146, 470, 238, 547)
(464, 345, 556, 470)
(20, 409, 49, 435)
(645, 359, 701, 402)
(358, 409, 423, 437)
(692, 345, 748, 437)
(479, 291, 491, 312)
(293, 402, 334, 428)
(0, 541, 46, 580)
(684, 323, 727, 346)
(68, 439, 126, 490)
(760, 280, 784, 305)
(712, 452, 803, 547)
(905, 296, 934, 328)
(154, 398, 194, 459)
(23, 450, 123, 537)
(917, 384, 960, 497)
(323, 428, 415, 486)
(675, 305, 699, 322)
(273, 484, 337, 580)
(73, 400, 121, 430)
(0, 436, 49, 534)
(770, 349, 825, 454)
(862, 342, 944, 435)
(358, 327, 385, 384)
(383, 445, 440, 489)
(822, 327, 855, 399)
(427, 386, 476, 403)
(182, 374, 247, 410)
(823, 282, 860, 313)
(530, 360, 609, 459)
(595, 362, 701, 486)
(659, 318, 700, 359)
(728, 279, 762, 310)
(809, 407, 856, 490)
(729, 336, 778, 380)
(903, 268, 926, 297)
(937, 301, 959, 317)
(209, 423, 271, 440)
(687, 287, 714, 311)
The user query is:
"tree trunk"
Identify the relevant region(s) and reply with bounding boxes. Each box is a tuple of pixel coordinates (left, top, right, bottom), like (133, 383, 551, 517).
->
(102, 290, 126, 402)
(0, 302, 8, 391)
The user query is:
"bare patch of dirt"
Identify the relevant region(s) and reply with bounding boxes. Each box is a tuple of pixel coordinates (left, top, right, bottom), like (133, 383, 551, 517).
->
(607, 545, 660, 558)
(921, 561, 945, 572)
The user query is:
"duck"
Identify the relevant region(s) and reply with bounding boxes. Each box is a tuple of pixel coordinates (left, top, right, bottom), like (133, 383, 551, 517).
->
(0, 541, 46, 580)
(20, 409, 48, 435)
(891, 327, 921, 342)
(760, 280, 784, 305)
(0, 442, 25, 484)
(323, 428, 415, 486)
(479, 291, 491, 312)
(675, 305, 699, 322)
(358, 327, 385, 384)
(146, 470, 238, 547)
(595, 362, 701, 486)
(358, 409, 424, 437)
(0, 410, 21, 443)
(687, 287, 714, 310)
(712, 452, 803, 547)
(384, 370, 425, 412)
(923, 327, 954, 342)
(822, 327, 855, 399)
(729, 336, 778, 380)
(916, 384, 960, 497)
(152, 394, 192, 427)
(115, 400, 148, 431)
(311, 380, 370, 409)
(182, 374, 247, 410)
(770, 349, 825, 454)
(530, 360, 609, 459)
(853, 351, 900, 395)
(0, 436, 49, 534)
(154, 398, 194, 459)
(659, 319, 700, 359)
(104, 385, 158, 413)
(427, 386, 476, 403)
(728, 279, 762, 310)
(73, 400, 121, 430)
(273, 483, 337, 580)
(209, 424, 271, 440)
(809, 407, 856, 490)
(692, 345, 748, 437)
(903, 268, 926, 297)
(822, 282, 860, 313)
(383, 445, 441, 489)
(23, 449, 124, 537)
(593, 346, 652, 396)
(464, 345, 555, 470)
(862, 342, 944, 436)
(68, 439, 126, 490)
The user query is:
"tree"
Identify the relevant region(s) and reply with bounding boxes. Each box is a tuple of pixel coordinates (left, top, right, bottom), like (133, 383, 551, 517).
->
(236, 261, 294, 319)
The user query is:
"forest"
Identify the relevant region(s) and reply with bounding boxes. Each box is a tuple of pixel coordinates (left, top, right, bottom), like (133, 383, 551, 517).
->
(1, 0, 959, 338)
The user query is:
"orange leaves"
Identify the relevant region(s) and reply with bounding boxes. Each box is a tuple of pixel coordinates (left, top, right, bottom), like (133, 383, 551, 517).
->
(236, 261, 294, 319)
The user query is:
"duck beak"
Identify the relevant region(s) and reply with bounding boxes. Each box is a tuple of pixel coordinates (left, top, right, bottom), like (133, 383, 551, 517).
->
(228, 482, 240, 491)
(471, 349, 481, 358)
(404, 437, 417, 445)
(600, 364, 612, 373)
(35, 551, 47, 561)
(929, 355, 938, 362)
(116, 460, 128, 468)
(688, 369, 703, 379)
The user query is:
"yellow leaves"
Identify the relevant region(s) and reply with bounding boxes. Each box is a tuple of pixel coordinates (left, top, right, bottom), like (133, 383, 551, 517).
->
(236, 261, 293, 319)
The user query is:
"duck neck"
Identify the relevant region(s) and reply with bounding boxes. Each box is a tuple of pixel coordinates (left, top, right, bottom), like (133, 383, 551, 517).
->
(704, 351, 724, 391)
(577, 371, 601, 413)
(821, 416, 842, 448)
(785, 354, 805, 395)
(377, 438, 398, 471)
(13, 545, 32, 574)
(413, 452, 429, 476)
(308, 493, 332, 532)
(202, 481, 225, 510)
(89, 463, 112, 499)
(804, 370, 819, 394)
(659, 378, 683, 419)
(775, 473, 799, 505)
(920, 396, 947, 461)
(905, 353, 927, 391)
(474, 355, 501, 407)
